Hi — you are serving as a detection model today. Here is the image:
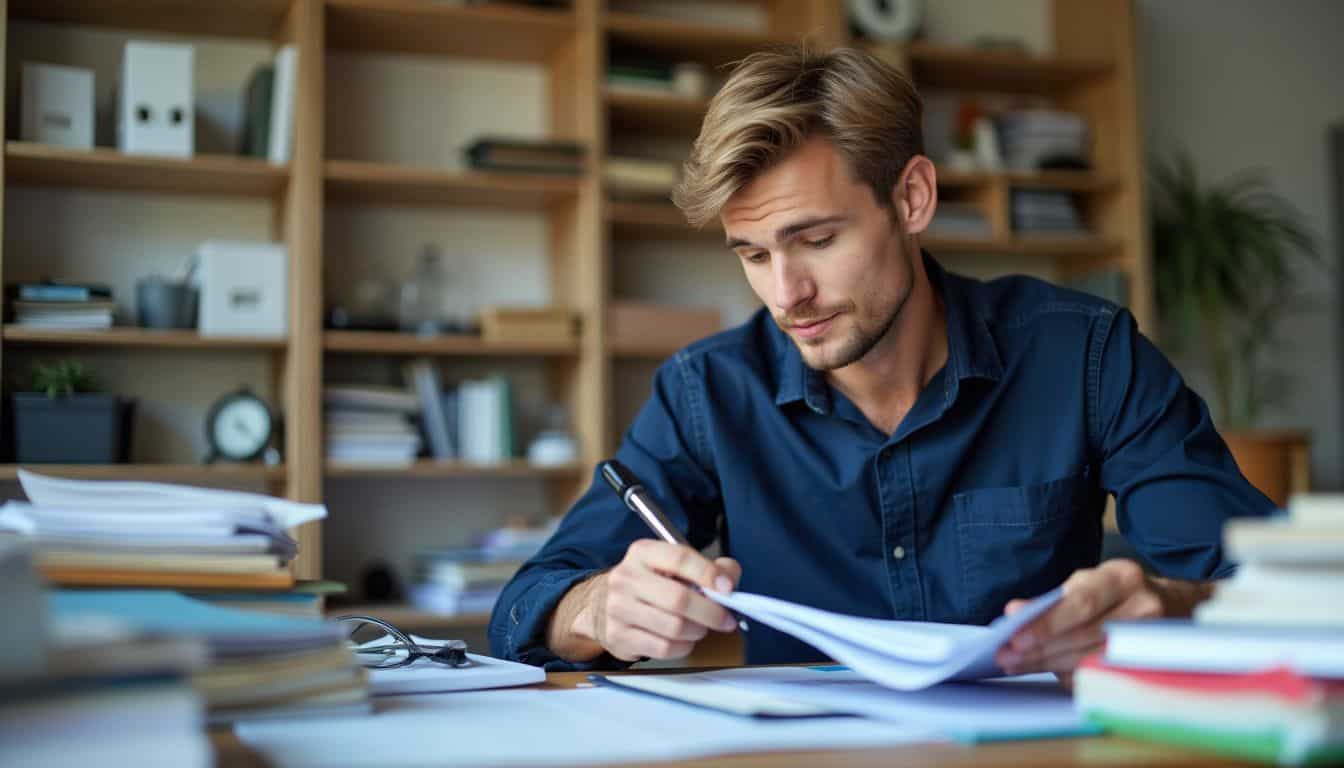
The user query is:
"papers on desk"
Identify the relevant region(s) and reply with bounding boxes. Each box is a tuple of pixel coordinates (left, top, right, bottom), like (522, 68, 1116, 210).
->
(708, 586, 1064, 690)
(365, 634, 544, 695)
(237, 686, 945, 767)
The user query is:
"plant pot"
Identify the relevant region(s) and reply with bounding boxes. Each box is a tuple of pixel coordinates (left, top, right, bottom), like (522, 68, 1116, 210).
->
(11, 393, 135, 464)
(1221, 429, 1310, 508)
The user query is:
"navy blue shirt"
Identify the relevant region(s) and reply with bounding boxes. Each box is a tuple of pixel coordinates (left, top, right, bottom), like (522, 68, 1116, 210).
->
(489, 255, 1274, 669)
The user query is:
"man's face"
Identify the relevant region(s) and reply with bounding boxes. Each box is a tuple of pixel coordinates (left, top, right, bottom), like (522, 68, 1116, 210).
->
(721, 137, 916, 371)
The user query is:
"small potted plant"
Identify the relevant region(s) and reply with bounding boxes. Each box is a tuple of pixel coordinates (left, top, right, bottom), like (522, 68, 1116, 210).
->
(1151, 151, 1321, 505)
(11, 360, 135, 464)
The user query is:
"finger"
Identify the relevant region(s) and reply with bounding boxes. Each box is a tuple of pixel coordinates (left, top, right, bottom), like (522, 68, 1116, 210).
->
(999, 636, 1103, 677)
(607, 591, 709, 643)
(712, 557, 742, 592)
(631, 540, 725, 592)
(1003, 598, 1029, 616)
(604, 621, 695, 662)
(1015, 560, 1145, 647)
(629, 568, 736, 632)
(1000, 622, 1103, 672)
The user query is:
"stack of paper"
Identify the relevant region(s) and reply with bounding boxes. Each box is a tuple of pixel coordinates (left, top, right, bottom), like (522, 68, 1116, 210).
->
(0, 470, 325, 590)
(409, 521, 557, 617)
(1, 547, 211, 767)
(51, 590, 370, 724)
(324, 385, 422, 467)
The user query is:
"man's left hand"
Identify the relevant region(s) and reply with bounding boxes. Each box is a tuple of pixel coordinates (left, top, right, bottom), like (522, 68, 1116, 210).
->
(994, 559, 1212, 687)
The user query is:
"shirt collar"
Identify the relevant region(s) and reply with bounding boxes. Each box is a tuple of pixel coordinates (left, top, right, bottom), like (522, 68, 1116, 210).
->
(773, 251, 1002, 414)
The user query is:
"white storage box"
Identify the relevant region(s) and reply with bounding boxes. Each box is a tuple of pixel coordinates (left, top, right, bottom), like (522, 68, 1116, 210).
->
(21, 62, 95, 149)
(194, 241, 288, 338)
(118, 41, 194, 157)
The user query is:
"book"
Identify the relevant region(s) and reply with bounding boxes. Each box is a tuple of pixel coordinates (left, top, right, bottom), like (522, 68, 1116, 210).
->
(9, 282, 112, 303)
(406, 359, 454, 459)
(240, 64, 274, 158)
(268, 45, 297, 164)
(605, 156, 680, 197)
(43, 566, 296, 590)
(1103, 619, 1344, 677)
(464, 138, 584, 175)
(324, 385, 420, 413)
(1075, 656, 1344, 766)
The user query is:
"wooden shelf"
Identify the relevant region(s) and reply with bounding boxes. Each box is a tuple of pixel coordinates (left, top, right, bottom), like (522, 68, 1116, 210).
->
(606, 200, 718, 240)
(938, 169, 1120, 193)
(9, 0, 291, 39)
(323, 330, 578, 357)
(5, 142, 288, 199)
(0, 463, 286, 483)
(605, 12, 783, 66)
(923, 234, 1124, 258)
(325, 160, 580, 209)
(606, 88, 708, 136)
(326, 0, 573, 62)
(2, 326, 288, 350)
(325, 460, 585, 479)
(326, 603, 493, 630)
(609, 338, 685, 359)
(906, 41, 1111, 93)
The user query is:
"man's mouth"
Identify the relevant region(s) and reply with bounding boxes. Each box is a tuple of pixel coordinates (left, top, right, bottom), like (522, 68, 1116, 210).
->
(788, 313, 839, 339)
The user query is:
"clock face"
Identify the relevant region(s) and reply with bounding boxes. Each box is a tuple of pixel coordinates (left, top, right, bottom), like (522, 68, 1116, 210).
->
(211, 396, 272, 460)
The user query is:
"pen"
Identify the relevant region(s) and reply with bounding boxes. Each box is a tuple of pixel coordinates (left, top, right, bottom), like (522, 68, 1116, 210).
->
(600, 459, 748, 633)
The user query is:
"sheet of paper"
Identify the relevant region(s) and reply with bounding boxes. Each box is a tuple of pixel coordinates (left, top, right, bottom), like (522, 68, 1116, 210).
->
(624, 666, 1093, 742)
(366, 652, 545, 696)
(18, 470, 326, 528)
(708, 586, 1064, 690)
(237, 686, 944, 767)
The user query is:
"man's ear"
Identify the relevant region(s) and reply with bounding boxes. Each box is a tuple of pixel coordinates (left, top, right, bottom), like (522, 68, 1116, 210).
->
(889, 155, 938, 235)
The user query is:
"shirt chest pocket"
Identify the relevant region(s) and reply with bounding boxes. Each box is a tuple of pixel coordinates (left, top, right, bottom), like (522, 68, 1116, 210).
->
(952, 469, 1100, 624)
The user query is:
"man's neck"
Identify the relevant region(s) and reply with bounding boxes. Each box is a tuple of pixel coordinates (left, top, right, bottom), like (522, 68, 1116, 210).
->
(826, 250, 948, 436)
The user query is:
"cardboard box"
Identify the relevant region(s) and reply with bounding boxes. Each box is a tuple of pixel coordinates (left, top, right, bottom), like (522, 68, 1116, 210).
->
(606, 301, 721, 350)
(479, 306, 577, 345)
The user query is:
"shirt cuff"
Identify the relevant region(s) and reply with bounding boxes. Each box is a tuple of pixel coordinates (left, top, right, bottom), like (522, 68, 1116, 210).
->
(493, 568, 634, 673)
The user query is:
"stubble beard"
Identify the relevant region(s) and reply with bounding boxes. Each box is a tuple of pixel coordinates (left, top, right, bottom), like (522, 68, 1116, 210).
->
(790, 252, 914, 372)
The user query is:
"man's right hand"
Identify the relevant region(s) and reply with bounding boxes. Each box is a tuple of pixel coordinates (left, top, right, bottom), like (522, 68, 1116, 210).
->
(548, 539, 742, 663)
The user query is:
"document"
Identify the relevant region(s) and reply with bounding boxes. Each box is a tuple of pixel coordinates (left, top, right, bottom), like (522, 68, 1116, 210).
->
(237, 686, 944, 767)
(364, 635, 545, 695)
(707, 586, 1064, 690)
(596, 666, 1092, 742)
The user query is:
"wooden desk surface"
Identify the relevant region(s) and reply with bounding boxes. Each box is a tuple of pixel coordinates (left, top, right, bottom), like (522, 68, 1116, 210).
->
(215, 667, 1258, 768)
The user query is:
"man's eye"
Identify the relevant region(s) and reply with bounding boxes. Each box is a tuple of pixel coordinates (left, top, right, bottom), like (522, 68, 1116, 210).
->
(743, 251, 769, 264)
(806, 235, 835, 249)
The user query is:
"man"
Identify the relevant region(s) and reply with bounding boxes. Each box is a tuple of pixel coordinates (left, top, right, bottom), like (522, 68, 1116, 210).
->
(488, 46, 1273, 684)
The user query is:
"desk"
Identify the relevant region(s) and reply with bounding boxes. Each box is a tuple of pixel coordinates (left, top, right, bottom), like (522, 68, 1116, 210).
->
(214, 668, 1261, 767)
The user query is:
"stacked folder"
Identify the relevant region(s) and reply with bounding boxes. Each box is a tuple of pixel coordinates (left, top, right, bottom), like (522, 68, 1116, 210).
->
(51, 590, 370, 724)
(1077, 495, 1344, 765)
(0, 470, 326, 590)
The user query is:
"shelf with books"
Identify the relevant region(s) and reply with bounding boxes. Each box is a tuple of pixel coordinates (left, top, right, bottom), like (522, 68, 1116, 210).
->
(937, 168, 1120, 194)
(324, 160, 581, 209)
(325, 0, 575, 63)
(605, 88, 708, 136)
(923, 234, 1124, 258)
(604, 12, 785, 66)
(9, 0, 292, 39)
(905, 41, 1112, 94)
(324, 460, 584, 479)
(323, 330, 578, 357)
(1, 326, 289, 350)
(0, 463, 287, 484)
(4, 142, 289, 199)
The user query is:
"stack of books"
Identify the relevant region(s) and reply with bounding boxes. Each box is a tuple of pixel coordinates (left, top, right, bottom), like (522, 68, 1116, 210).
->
(1010, 189, 1085, 234)
(8, 281, 116, 329)
(410, 521, 557, 617)
(606, 62, 677, 97)
(995, 109, 1089, 171)
(464, 137, 584, 175)
(1076, 496, 1344, 765)
(0, 470, 325, 590)
(1, 542, 212, 766)
(605, 156, 680, 199)
(324, 385, 422, 467)
(51, 590, 370, 724)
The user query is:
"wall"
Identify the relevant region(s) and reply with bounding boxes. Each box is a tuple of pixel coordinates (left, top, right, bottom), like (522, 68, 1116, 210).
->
(1138, 0, 1344, 490)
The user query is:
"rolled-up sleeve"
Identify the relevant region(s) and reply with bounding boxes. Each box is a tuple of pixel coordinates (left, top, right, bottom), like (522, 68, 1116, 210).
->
(1095, 309, 1275, 579)
(488, 352, 723, 670)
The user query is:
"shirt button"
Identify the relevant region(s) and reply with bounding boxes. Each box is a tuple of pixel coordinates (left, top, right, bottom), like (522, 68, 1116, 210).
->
(892, 546, 906, 560)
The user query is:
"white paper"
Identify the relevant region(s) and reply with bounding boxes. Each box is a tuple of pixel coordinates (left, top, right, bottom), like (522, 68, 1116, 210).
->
(618, 667, 1087, 740)
(17, 470, 326, 528)
(366, 652, 545, 696)
(237, 686, 943, 767)
(708, 586, 1064, 690)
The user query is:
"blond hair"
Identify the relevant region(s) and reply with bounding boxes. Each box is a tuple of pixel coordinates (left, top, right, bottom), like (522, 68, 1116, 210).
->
(673, 46, 924, 229)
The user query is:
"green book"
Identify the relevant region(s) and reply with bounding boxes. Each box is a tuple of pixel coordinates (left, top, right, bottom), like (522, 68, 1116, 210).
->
(240, 65, 274, 158)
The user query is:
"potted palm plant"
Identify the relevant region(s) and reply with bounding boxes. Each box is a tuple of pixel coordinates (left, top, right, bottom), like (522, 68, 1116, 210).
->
(11, 360, 134, 464)
(1150, 152, 1320, 506)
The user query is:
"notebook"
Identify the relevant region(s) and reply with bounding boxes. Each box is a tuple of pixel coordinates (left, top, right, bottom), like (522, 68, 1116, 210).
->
(365, 635, 545, 696)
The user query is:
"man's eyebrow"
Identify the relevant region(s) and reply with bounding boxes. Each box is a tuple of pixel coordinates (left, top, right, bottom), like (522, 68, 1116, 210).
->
(725, 215, 846, 249)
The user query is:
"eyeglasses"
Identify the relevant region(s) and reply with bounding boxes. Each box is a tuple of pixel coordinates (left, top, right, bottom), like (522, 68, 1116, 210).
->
(335, 614, 471, 670)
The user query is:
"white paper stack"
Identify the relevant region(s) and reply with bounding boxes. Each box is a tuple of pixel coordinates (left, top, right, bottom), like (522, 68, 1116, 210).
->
(0, 471, 325, 589)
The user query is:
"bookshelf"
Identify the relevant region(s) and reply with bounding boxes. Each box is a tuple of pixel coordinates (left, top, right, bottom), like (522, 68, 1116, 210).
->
(1, 1, 1150, 606)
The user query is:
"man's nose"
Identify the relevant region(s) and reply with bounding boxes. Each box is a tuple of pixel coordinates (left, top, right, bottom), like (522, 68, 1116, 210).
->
(772, 257, 815, 312)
